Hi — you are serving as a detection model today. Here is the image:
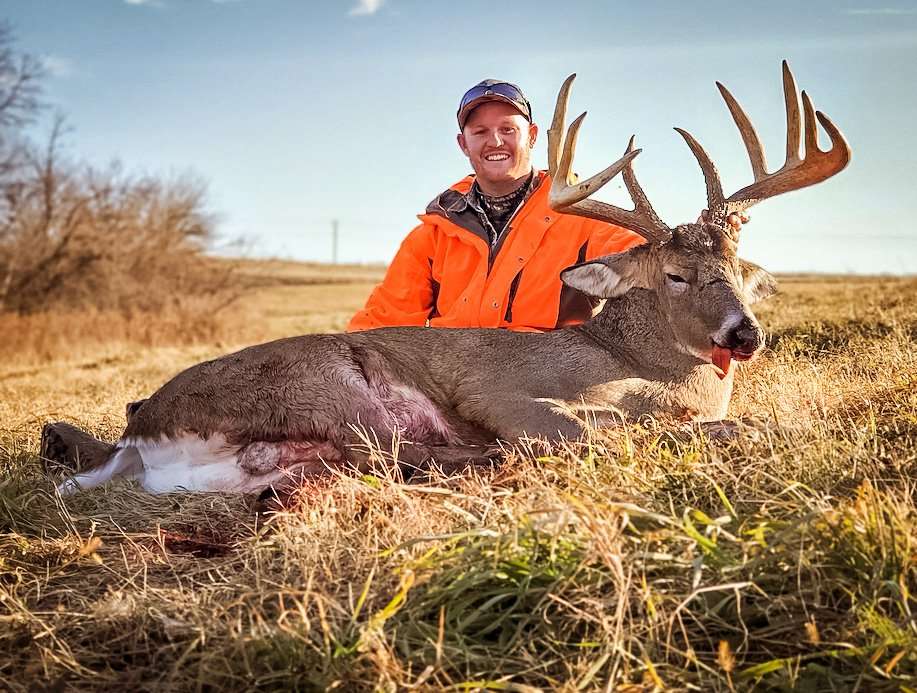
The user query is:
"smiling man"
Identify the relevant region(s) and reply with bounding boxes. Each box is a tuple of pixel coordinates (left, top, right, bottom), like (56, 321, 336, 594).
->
(347, 79, 645, 332)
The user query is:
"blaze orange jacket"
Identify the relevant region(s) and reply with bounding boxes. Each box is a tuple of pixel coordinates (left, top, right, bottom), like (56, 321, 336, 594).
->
(347, 170, 644, 332)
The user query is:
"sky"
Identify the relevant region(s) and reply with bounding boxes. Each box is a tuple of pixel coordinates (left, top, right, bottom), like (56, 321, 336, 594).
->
(3, 0, 916, 274)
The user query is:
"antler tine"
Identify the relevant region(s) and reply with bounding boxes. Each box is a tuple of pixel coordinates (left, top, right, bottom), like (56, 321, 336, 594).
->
(548, 78, 672, 244)
(782, 60, 802, 166)
(673, 126, 726, 217)
(714, 60, 800, 190)
(552, 112, 640, 204)
(547, 73, 576, 177)
(718, 60, 851, 214)
(620, 136, 670, 238)
(716, 81, 769, 179)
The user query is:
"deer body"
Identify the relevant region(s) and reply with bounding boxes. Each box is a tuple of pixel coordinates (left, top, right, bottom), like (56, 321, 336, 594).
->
(56, 281, 740, 495)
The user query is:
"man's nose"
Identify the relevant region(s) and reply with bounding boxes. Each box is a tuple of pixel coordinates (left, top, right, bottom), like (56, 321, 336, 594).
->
(488, 131, 503, 146)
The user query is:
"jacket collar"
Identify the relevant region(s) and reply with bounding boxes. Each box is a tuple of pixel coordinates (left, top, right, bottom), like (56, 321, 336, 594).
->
(440, 171, 542, 214)
(424, 170, 547, 240)
(440, 169, 542, 215)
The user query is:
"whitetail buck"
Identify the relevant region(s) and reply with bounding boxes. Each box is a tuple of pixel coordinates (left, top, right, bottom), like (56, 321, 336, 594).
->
(43, 62, 849, 496)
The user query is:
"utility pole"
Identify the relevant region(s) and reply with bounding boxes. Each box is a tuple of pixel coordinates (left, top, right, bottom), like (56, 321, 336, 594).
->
(331, 219, 339, 264)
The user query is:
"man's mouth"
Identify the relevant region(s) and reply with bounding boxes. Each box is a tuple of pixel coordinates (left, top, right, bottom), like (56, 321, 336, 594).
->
(710, 343, 756, 379)
(484, 152, 510, 162)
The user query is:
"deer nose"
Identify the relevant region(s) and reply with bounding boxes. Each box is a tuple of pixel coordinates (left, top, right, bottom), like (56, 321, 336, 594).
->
(725, 317, 763, 354)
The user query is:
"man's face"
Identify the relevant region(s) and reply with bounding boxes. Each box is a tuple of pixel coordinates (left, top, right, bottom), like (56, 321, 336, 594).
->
(457, 102, 538, 193)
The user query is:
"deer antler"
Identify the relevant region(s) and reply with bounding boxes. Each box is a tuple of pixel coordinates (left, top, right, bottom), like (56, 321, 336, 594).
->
(675, 60, 851, 229)
(547, 74, 673, 244)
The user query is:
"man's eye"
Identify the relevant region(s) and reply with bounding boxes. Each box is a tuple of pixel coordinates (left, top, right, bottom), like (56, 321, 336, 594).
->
(666, 273, 687, 284)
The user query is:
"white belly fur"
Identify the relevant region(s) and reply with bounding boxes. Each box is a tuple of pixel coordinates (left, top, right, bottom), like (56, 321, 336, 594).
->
(59, 433, 288, 495)
(133, 433, 289, 493)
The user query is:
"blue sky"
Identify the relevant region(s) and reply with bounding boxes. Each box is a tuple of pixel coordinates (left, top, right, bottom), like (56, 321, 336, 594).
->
(4, 0, 916, 273)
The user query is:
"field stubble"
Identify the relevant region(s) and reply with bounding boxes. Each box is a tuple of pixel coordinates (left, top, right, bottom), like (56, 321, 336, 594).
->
(0, 267, 915, 691)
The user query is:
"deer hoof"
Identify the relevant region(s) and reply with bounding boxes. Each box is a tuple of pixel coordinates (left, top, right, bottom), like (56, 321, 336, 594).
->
(40, 422, 76, 471)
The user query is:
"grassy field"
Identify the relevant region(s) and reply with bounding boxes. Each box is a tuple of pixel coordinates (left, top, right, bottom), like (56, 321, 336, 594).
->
(1, 264, 915, 691)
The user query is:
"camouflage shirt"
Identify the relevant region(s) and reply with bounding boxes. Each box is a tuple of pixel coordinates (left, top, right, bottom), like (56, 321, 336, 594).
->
(471, 170, 536, 247)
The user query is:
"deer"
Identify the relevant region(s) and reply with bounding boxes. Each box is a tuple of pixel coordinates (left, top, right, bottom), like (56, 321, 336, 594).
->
(42, 61, 849, 497)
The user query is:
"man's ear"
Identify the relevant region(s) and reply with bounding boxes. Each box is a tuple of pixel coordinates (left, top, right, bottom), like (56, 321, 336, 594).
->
(527, 122, 538, 148)
(561, 252, 640, 299)
(457, 132, 469, 157)
(739, 258, 777, 304)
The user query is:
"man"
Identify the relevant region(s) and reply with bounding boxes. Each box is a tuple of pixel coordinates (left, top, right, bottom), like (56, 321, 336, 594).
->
(347, 79, 645, 333)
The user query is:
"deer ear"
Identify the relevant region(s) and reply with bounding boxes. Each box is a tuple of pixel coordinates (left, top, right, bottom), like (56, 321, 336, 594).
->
(740, 259, 777, 304)
(561, 255, 636, 298)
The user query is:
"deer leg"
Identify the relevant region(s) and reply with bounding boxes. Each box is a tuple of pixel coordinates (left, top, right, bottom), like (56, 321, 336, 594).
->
(459, 396, 585, 447)
(249, 435, 419, 513)
(674, 417, 772, 443)
(237, 440, 344, 476)
(326, 427, 490, 481)
(253, 482, 300, 513)
(408, 443, 503, 481)
(690, 417, 772, 442)
(342, 428, 425, 479)
(694, 420, 742, 440)
(254, 443, 502, 511)
(40, 422, 117, 473)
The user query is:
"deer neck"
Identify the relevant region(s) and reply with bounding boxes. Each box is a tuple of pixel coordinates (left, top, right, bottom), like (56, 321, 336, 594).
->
(578, 288, 702, 377)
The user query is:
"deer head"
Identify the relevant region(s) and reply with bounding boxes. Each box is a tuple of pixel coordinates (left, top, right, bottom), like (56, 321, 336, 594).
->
(549, 62, 851, 377)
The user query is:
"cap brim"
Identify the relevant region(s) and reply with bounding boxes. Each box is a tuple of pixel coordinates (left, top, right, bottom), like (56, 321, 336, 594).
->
(458, 95, 530, 129)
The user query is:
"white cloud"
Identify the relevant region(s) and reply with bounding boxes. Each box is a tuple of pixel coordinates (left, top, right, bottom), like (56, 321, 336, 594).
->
(124, 0, 165, 6)
(349, 0, 384, 17)
(41, 55, 75, 78)
(842, 7, 917, 15)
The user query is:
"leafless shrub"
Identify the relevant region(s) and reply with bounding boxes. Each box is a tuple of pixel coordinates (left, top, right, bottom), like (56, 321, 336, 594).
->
(0, 119, 236, 316)
(0, 25, 240, 358)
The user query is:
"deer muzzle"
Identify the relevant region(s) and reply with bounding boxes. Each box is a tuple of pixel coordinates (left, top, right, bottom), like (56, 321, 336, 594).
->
(710, 316, 765, 379)
(722, 316, 764, 358)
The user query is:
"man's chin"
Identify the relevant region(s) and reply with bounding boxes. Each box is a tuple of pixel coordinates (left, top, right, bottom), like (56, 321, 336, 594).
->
(474, 166, 528, 189)
(477, 166, 514, 180)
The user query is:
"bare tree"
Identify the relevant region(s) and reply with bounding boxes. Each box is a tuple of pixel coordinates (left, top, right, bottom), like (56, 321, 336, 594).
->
(0, 23, 43, 128)
(0, 115, 91, 311)
(0, 22, 44, 212)
(0, 135, 229, 314)
(0, 25, 235, 318)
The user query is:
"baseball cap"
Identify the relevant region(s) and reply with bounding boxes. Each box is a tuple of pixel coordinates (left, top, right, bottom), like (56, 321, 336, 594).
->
(457, 79, 533, 130)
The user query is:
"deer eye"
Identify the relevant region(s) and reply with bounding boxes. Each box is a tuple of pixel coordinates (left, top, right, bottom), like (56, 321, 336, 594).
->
(666, 273, 688, 284)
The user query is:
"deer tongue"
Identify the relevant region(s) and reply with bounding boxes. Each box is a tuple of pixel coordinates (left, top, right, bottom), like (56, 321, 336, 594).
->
(711, 344, 732, 380)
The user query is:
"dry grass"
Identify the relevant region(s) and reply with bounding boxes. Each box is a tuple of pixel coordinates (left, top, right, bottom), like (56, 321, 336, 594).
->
(0, 261, 384, 371)
(1, 267, 915, 691)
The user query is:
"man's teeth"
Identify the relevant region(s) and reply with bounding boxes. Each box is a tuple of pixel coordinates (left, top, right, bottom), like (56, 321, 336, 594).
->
(485, 153, 509, 161)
